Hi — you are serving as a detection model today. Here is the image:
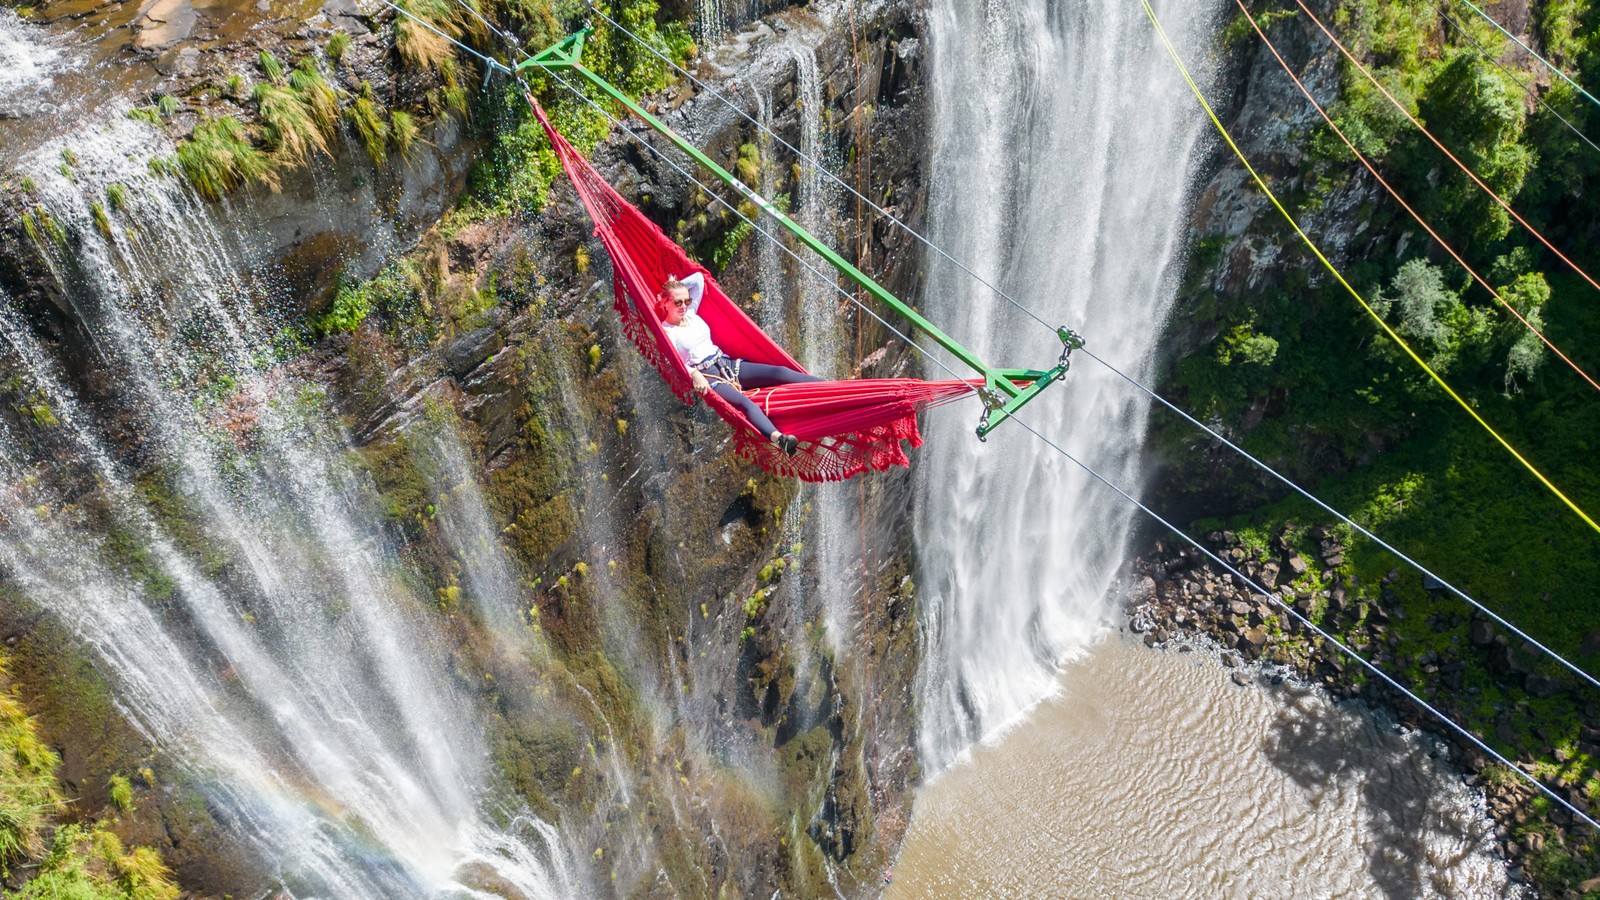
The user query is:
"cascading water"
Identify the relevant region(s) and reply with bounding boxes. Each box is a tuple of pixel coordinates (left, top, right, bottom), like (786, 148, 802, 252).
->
(914, 0, 1223, 770)
(1, 117, 574, 897)
(0, 9, 63, 121)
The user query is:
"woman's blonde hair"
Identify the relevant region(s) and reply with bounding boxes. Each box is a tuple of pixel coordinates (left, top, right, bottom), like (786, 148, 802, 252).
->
(656, 278, 688, 318)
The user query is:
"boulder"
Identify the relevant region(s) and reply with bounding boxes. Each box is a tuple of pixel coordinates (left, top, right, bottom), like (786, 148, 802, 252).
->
(1258, 561, 1280, 588)
(1524, 673, 1563, 698)
(1488, 638, 1537, 676)
(1287, 554, 1308, 576)
(1240, 626, 1269, 658)
(1230, 671, 1252, 687)
(1221, 651, 1243, 668)
(1469, 619, 1496, 647)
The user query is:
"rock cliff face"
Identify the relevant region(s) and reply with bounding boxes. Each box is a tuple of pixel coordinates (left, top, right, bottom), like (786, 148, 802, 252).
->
(1151, 2, 1394, 517)
(0, 0, 938, 895)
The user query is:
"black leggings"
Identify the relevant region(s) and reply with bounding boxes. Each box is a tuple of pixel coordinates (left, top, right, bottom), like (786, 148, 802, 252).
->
(710, 360, 822, 437)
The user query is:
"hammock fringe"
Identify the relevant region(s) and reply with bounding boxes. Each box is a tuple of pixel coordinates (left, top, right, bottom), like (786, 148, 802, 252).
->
(529, 96, 975, 482)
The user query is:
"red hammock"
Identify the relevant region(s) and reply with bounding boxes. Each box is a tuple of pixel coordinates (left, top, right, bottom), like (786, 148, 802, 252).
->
(529, 96, 977, 482)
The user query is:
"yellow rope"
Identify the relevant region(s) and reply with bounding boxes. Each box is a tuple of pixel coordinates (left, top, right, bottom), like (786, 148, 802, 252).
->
(1139, 0, 1599, 536)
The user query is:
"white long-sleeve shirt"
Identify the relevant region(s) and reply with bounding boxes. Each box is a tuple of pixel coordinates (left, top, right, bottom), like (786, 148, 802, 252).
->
(662, 272, 720, 366)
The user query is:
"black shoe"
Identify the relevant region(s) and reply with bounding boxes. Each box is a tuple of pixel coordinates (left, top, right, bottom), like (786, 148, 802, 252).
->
(775, 433, 799, 456)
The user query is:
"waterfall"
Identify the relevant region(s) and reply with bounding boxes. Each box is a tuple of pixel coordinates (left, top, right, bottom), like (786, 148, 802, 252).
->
(914, 0, 1223, 770)
(0, 8, 62, 120)
(1, 117, 574, 897)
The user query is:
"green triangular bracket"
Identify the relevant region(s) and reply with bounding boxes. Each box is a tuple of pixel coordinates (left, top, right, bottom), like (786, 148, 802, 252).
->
(517, 27, 591, 73)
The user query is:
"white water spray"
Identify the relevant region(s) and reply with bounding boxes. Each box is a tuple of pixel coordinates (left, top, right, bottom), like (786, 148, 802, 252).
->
(914, 0, 1222, 770)
(1, 117, 574, 897)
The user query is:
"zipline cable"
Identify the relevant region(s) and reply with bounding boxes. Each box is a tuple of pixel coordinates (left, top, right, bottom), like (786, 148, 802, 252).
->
(545, 54, 1600, 833)
(1451, 0, 1600, 114)
(1238, 0, 1600, 396)
(577, 0, 1060, 335)
(1291, 0, 1600, 297)
(1003, 411, 1600, 833)
(1147, 0, 1600, 537)
(1426, 0, 1600, 159)
(378, 0, 1598, 831)
(401, 0, 1600, 691)
(1083, 345, 1600, 692)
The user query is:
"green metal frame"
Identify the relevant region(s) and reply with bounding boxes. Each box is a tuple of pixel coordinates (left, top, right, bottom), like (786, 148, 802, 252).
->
(520, 30, 1082, 438)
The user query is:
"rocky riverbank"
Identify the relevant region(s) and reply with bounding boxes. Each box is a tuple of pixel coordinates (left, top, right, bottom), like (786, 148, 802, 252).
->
(1120, 527, 1600, 895)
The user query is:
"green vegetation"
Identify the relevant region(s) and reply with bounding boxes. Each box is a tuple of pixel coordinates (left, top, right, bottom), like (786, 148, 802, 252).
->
(253, 81, 330, 163)
(12, 825, 179, 900)
(289, 58, 342, 140)
(90, 201, 112, 238)
(0, 660, 63, 868)
(326, 30, 352, 62)
(257, 49, 285, 84)
(174, 116, 277, 201)
(346, 82, 391, 165)
(393, 0, 461, 71)
(105, 182, 127, 212)
(0, 658, 176, 896)
(1176, 1, 1600, 890)
(391, 109, 419, 156)
(107, 775, 133, 813)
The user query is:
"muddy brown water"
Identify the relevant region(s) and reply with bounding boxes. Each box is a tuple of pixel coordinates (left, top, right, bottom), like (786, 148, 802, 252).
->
(891, 636, 1518, 898)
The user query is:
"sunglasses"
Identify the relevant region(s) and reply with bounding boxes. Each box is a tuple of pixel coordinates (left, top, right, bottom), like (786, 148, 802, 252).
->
(672, 297, 692, 308)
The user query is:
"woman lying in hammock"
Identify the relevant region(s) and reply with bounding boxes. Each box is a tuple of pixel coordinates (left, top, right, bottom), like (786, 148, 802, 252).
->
(658, 273, 821, 455)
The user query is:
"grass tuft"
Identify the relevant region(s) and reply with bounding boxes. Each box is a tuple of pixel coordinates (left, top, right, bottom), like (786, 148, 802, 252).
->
(252, 81, 330, 163)
(156, 93, 179, 118)
(288, 58, 341, 139)
(390, 109, 418, 156)
(346, 82, 389, 165)
(258, 49, 285, 84)
(105, 182, 127, 211)
(393, 0, 459, 71)
(176, 116, 278, 201)
(107, 774, 133, 812)
(90, 201, 111, 237)
(326, 30, 351, 62)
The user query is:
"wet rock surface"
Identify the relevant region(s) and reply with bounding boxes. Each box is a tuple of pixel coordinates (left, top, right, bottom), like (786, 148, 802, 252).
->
(0, 0, 938, 894)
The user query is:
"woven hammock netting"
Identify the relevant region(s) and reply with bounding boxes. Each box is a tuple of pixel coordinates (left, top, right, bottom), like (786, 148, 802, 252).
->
(529, 96, 978, 482)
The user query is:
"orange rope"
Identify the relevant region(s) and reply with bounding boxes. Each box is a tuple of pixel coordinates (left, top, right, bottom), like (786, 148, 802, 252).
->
(1243, 0, 1600, 395)
(1293, 0, 1600, 295)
